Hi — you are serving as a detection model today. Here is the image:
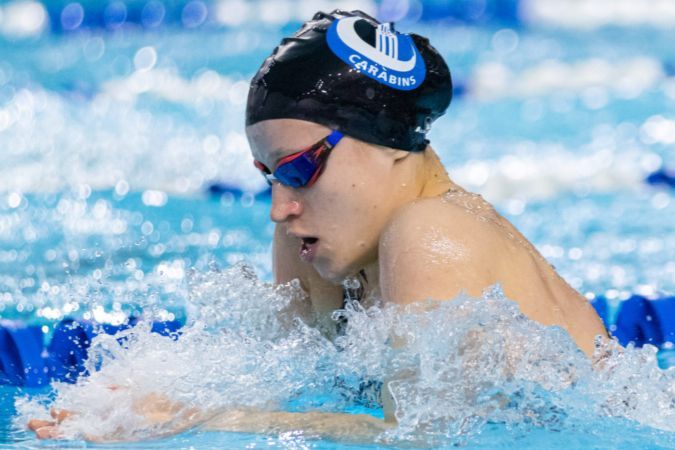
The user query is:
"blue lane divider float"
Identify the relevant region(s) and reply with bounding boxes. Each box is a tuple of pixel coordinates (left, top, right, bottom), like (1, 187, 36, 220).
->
(0, 318, 182, 387)
(645, 167, 675, 189)
(650, 297, 675, 345)
(591, 295, 675, 348)
(1, 295, 674, 387)
(42, 0, 211, 32)
(35, 0, 526, 34)
(26, 0, 675, 37)
(402, 0, 521, 25)
(0, 322, 47, 387)
(45, 319, 95, 384)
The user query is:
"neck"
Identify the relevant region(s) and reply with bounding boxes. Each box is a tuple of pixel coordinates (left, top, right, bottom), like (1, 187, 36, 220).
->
(346, 146, 456, 300)
(417, 146, 459, 198)
(361, 260, 380, 292)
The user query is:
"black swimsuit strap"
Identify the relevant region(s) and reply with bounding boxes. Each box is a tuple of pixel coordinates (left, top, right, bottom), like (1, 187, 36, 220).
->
(336, 270, 368, 334)
(341, 270, 367, 308)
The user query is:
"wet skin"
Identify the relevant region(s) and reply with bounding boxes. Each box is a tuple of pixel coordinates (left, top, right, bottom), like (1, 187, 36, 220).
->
(29, 117, 608, 441)
(251, 118, 609, 426)
(249, 118, 608, 358)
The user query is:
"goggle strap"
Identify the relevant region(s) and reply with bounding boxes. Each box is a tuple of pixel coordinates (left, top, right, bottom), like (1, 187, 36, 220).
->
(325, 130, 344, 148)
(254, 160, 270, 174)
(306, 170, 321, 186)
(277, 149, 308, 166)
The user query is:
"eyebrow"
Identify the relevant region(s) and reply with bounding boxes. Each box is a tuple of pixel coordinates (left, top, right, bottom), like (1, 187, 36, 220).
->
(258, 137, 322, 168)
(264, 149, 287, 167)
(266, 145, 305, 166)
(255, 148, 288, 171)
(269, 148, 289, 159)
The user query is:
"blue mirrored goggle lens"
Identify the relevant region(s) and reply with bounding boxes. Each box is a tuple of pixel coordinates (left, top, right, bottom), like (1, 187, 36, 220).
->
(256, 131, 343, 188)
(274, 153, 317, 187)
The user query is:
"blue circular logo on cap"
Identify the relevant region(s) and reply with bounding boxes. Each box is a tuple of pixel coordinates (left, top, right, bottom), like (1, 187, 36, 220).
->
(326, 17, 426, 91)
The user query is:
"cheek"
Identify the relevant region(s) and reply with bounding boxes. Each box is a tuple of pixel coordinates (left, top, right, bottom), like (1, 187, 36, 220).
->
(316, 156, 395, 238)
(310, 172, 387, 227)
(309, 176, 390, 272)
(319, 157, 391, 210)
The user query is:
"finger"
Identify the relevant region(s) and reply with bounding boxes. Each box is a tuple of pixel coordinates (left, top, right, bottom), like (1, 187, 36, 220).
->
(83, 433, 104, 443)
(50, 408, 72, 423)
(27, 419, 54, 431)
(35, 426, 63, 440)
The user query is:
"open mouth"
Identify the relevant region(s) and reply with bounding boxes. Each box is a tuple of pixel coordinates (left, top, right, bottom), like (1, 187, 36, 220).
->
(299, 237, 319, 262)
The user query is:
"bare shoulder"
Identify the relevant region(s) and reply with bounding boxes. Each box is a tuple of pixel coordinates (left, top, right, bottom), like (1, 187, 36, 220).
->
(381, 191, 502, 253)
(379, 192, 503, 305)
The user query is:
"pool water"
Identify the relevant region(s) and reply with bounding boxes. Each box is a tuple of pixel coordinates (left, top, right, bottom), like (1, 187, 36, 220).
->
(1, 0, 675, 448)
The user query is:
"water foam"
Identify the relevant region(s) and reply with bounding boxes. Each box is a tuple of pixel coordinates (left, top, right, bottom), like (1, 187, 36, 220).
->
(0, 75, 264, 196)
(450, 146, 649, 203)
(469, 57, 665, 101)
(14, 263, 675, 446)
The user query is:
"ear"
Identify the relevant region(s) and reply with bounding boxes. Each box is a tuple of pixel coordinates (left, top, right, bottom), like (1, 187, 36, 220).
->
(370, 144, 412, 162)
(392, 149, 413, 162)
(380, 147, 414, 162)
(355, 139, 418, 165)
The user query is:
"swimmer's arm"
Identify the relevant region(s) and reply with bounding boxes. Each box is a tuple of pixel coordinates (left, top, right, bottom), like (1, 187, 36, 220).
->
(377, 204, 504, 404)
(377, 205, 493, 424)
(201, 409, 392, 441)
(29, 394, 391, 443)
(29, 393, 212, 442)
(380, 202, 609, 357)
(273, 225, 343, 316)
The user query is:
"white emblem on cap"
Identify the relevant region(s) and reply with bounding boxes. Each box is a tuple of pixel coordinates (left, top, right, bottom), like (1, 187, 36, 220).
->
(335, 16, 417, 72)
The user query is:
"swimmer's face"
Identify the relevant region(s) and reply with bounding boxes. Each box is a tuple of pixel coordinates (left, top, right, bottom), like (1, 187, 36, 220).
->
(247, 118, 416, 282)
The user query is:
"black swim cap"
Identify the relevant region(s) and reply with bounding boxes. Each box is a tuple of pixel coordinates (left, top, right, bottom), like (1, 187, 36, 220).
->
(246, 10, 452, 152)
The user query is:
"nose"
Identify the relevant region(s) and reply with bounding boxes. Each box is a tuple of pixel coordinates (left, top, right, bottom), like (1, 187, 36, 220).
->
(270, 183, 303, 223)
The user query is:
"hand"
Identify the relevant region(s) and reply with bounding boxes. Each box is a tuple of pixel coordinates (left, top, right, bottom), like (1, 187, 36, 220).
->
(26, 390, 204, 442)
(28, 408, 73, 440)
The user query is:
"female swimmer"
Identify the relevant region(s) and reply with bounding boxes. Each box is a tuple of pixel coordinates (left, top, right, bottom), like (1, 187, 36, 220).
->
(29, 9, 608, 442)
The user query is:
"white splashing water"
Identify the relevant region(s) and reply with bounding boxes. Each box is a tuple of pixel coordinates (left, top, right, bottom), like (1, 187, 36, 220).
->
(14, 263, 675, 446)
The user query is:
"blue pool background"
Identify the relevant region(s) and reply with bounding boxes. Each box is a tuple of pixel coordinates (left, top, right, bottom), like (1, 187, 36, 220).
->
(1, 0, 675, 448)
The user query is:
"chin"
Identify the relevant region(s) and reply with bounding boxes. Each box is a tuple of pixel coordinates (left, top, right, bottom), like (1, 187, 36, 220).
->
(313, 258, 352, 285)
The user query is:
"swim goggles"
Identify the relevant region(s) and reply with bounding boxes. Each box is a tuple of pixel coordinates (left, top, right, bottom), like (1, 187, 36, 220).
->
(253, 130, 344, 188)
